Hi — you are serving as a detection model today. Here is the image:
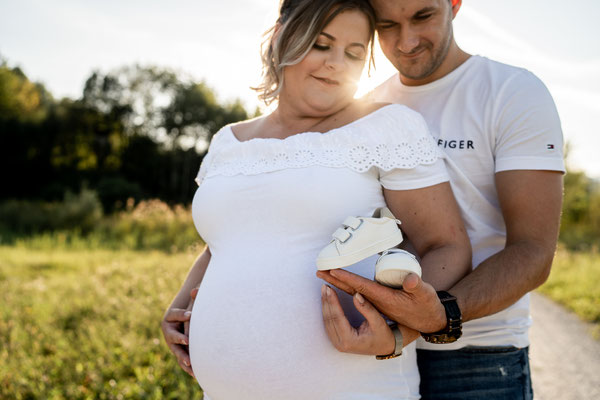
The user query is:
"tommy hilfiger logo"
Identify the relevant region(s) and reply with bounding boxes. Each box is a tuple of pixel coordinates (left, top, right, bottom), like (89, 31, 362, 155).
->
(547, 144, 555, 150)
(437, 139, 474, 150)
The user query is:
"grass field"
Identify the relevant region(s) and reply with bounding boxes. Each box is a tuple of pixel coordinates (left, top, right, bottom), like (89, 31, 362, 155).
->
(0, 245, 204, 400)
(538, 248, 600, 337)
(1, 244, 598, 399)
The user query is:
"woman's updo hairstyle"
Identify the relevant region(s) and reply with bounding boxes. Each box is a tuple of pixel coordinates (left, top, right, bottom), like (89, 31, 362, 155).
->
(253, 0, 376, 105)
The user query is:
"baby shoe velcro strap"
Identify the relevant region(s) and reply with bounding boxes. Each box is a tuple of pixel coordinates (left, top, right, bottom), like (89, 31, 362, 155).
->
(333, 227, 352, 243)
(342, 216, 363, 230)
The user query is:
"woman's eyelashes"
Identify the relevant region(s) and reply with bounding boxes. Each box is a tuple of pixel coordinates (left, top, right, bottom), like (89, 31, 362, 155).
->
(345, 51, 365, 61)
(313, 43, 329, 51)
(313, 43, 365, 61)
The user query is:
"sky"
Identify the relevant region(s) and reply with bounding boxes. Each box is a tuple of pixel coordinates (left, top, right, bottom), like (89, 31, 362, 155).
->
(1, 0, 600, 177)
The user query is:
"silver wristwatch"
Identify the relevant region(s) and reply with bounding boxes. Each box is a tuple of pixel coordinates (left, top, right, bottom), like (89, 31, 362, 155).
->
(376, 323, 403, 360)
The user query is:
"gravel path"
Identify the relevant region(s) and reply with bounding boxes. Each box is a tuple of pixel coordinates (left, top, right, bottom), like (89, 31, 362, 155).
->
(529, 292, 600, 399)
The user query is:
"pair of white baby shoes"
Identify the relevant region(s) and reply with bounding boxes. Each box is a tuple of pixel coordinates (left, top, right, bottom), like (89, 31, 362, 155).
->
(316, 207, 421, 288)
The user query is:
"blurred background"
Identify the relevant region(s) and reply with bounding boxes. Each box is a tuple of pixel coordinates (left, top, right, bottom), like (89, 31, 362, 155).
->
(0, 0, 598, 399)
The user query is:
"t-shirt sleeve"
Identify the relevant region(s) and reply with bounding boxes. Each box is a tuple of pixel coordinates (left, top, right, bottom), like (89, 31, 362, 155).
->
(377, 105, 450, 190)
(494, 71, 565, 173)
(379, 159, 449, 190)
(195, 128, 227, 186)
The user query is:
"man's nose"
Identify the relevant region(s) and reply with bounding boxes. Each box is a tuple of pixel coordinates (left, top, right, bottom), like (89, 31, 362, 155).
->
(396, 26, 420, 54)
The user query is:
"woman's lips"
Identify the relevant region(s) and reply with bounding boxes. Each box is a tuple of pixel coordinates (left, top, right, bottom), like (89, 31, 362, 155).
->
(313, 76, 340, 86)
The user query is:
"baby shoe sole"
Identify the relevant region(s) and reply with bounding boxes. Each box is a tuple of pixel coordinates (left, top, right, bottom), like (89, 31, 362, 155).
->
(375, 264, 422, 288)
(374, 252, 422, 288)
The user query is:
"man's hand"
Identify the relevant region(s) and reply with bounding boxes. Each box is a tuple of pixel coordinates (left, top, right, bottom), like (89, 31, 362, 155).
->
(161, 307, 194, 377)
(317, 269, 446, 333)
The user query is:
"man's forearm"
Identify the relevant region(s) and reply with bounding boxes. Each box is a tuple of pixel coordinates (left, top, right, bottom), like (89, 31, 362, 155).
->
(450, 240, 555, 323)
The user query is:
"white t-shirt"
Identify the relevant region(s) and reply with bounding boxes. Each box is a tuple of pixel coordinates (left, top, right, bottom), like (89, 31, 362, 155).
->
(189, 104, 448, 399)
(371, 55, 565, 350)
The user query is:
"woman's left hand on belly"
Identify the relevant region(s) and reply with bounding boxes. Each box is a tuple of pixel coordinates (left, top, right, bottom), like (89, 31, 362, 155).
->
(161, 306, 195, 378)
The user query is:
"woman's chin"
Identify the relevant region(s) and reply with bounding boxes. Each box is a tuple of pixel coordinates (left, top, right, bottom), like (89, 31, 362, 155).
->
(304, 97, 355, 115)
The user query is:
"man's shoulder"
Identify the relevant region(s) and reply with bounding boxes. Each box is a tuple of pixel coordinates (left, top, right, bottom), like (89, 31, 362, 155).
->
(472, 56, 544, 90)
(372, 56, 540, 93)
(370, 56, 550, 106)
(474, 55, 525, 75)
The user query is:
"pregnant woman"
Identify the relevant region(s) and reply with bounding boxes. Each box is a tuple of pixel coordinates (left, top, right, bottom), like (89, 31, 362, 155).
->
(161, 0, 471, 398)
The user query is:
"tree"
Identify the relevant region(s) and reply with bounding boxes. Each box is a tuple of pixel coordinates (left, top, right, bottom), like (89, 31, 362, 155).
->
(0, 62, 51, 122)
(81, 65, 248, 204)
(83, 65, 248, 150)
(0, 63, 54, 198)
(0, 59, 249, 207)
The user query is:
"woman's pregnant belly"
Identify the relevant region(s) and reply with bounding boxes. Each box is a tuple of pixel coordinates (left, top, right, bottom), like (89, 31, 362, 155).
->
(188, 250, 419, 400)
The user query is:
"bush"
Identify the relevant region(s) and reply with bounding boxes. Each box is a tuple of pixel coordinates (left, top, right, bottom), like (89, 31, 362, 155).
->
(58, 189, 104, 232)
(0, 197, 202, 253)
(94, 199, 202, 252)
(0, 189, 103, 238)
(560, 170, 600, 250)
(96, 177, 143, 212)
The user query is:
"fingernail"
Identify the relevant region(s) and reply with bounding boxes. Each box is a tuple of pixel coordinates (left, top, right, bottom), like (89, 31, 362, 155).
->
(330, 269, 338, 277)
(184, 311, 192, 317)
(355, 293, 365, 305)
(184, 360, 190, 367)
(326, 286, 331, 296)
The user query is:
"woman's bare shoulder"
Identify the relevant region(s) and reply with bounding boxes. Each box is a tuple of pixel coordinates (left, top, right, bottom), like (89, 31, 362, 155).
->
(229, 115, 268, 142)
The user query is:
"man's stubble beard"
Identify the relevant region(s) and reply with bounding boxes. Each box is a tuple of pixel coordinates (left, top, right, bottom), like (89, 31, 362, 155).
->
(394, 23, 454, 81)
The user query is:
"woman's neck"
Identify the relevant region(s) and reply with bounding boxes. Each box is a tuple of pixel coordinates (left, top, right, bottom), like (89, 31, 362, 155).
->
(267, 100, 353, 139)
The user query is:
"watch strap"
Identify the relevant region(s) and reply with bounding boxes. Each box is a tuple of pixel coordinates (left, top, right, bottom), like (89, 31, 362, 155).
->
(420, 291, 462, 344)
(438, 290, 462, 334)
(376, 323, 403, 360)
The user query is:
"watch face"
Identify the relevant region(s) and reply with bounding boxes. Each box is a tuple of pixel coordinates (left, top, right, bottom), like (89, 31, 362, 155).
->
(422, 332, 461, 344)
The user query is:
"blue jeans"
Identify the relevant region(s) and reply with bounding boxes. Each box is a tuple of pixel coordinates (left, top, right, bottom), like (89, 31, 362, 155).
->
(417, 346, 533, 400)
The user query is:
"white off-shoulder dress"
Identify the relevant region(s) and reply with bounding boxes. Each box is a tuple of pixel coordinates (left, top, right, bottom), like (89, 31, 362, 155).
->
(188, 104, 449, 400)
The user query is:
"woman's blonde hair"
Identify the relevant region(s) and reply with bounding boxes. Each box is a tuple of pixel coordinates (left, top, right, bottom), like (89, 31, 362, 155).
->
(253, 0, 376, 105)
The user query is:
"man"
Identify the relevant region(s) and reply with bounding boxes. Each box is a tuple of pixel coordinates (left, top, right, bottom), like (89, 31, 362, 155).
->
(318, 0, 564, 398)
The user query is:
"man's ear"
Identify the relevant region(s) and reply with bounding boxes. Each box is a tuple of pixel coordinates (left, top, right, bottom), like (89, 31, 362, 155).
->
(451, 0, 462, 19)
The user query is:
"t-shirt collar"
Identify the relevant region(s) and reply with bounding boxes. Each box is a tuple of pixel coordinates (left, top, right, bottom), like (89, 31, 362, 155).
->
(392, 55, 480, 93)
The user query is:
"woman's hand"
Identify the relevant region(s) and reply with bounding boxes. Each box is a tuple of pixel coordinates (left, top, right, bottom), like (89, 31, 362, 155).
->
(161, 306, 194, 377)
(161, 248, 210, 378)
(183, 287, 199, 338)
(320, 284, 419, 355)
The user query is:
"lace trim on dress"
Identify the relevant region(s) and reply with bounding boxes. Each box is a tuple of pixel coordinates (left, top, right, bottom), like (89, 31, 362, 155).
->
(195, 104, 443, 186)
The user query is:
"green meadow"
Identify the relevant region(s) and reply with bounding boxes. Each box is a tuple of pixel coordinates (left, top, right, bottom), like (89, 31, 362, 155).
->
(0, 246, 204, 399)
(2, 244, 599, 399)
(1, 196, 598, 399)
